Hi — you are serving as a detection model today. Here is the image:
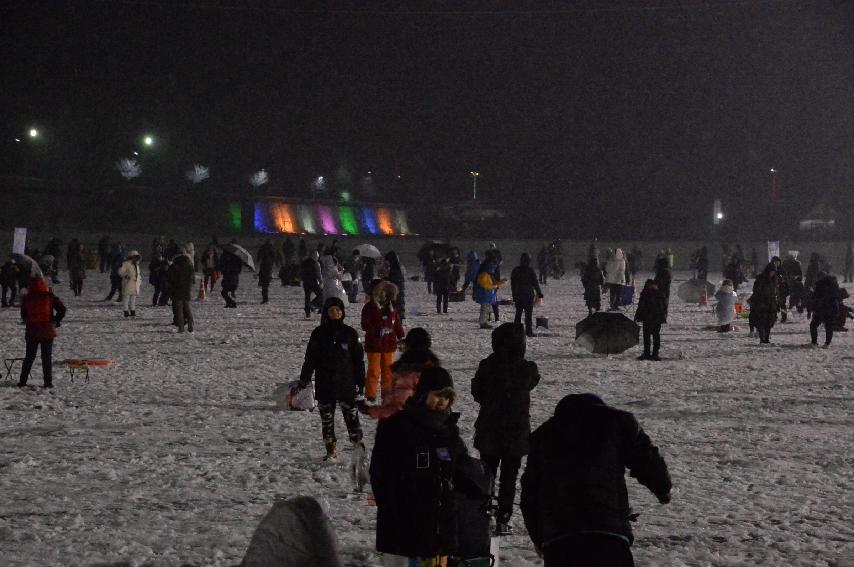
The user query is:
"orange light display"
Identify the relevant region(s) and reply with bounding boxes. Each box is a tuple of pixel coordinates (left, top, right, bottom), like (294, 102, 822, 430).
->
(270, 203, 297, 233)
(376, 208, 395, 235)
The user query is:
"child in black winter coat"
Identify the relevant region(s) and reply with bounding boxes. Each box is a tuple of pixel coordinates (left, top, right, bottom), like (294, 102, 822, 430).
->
(634, 279, 668, 361)
(472, 322, 540, 535)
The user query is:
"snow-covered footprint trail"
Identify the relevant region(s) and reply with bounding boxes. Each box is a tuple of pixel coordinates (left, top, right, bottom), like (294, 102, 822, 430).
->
(1, 269, 851, 566)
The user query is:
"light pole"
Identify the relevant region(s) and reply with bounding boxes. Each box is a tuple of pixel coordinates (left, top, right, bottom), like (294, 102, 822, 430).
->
(470, 170, 480, 200)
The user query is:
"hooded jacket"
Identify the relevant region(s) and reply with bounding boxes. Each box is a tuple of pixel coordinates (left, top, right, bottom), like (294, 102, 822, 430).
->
(750, 264, 779, 315)
(300, 252, 322, 289)
(714, 284, 738, 325)
(473, 260, 502, 305)
(462, 251, 480, 290)
(118, 258, 143, 296)
(299, 297, 365, 404)
(319, 255, 347, 304)
(604, 249, 628, 286)
(472, 323, 540, 457)
(812, 275, 840, 319)
(167, 254, 195, 301)
(510, 253, 544, 305)
(634, 282, 668, 325)
(361, 281, 405, 352)
(520, 394, 671, 549)
(21, 278, 66, 341)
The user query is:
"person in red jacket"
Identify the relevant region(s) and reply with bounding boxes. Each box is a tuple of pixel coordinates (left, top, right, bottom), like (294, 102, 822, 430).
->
(361, 280, 404, 402)
(18, 277, 66, 388)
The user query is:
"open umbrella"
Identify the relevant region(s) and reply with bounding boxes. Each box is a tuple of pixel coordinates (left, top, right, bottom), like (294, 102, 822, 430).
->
(575, 312, 640, 355)
(12, 253, 44, 278)
(677, 278, 716, 303)
(353, 244, 382, 259)
(221, 242, 255, 271)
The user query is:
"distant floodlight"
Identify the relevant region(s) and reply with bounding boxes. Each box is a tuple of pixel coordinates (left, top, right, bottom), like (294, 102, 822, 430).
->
(143, 135, 154, 146)
(770, 168, 776, 173)
(115, 158, 142, 179)
(250, 169, 269, 187)
(15, 138, 21, 143)
(716, 213, 724, 220)
(187, 164, 210, 184)
(341, 191, 351, 201)
(367, 171, 372, 175)
(29, 128, 39, 138)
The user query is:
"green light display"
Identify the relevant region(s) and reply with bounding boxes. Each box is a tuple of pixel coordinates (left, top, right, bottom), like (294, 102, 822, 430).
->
(228, 203, 242, 231)
(338, 206, 359, 235)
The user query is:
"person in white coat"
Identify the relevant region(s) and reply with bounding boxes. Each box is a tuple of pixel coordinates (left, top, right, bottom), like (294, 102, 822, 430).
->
(714, 279, 738, 333)
(604, 248, 628, 310)
(320, 254, 348, 305)
(118, 250, 143, 318)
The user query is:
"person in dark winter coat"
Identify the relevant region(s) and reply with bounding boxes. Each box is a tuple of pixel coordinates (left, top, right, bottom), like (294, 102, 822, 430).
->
(300, 251, 323, 317)
(750, 263, 780, 344)
(297, 238, 308, 262)
(66, 239, 86, 296)
(510, 253, 544, 337)
(200, 244, 219, 292)
(0, 257, 19, 307)
(804, 253, 821, 292)
(581, 258, 604, 316)
(809, 272, 840, 347)
(461, 250, 480, 293)
(282, 237, 296, 266)
(384, 251, 407, 319)
(18, 277, 66, 388)
(299, 296, 365, 460)
(370, 367, 468, 563)
(432, 256, 453, 314)
(536, 245, 549, 285)
(149, 256, 170, 307)
(168, 250, 195, 333)
(105, 243, 125, 301)
(472, 323, 540, 534)
(219, 249, 243, 308)
(520, 393, 672, 567)
(696, 246, 709, 281)
(653, 256, 672, 319)
(257, 239, 275, 304)
(634, 279, 668, 360)
(97, 235, 110, 273)
(845, 243, 854, 283)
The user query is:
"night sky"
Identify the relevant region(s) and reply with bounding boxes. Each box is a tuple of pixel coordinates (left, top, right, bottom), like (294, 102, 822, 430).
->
(3, 1, 853, 236)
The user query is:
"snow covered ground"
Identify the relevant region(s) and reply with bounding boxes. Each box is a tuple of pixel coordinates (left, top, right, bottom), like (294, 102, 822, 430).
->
(1, 266, 852, 566)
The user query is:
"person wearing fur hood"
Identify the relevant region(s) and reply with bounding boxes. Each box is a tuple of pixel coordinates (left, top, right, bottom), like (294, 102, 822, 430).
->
(714, 279, 738, 332)
(118, 250, 143, 318)
(361, 280, 405, 402)
(604, 248, 629, 311)
(320, 254, 348, 305)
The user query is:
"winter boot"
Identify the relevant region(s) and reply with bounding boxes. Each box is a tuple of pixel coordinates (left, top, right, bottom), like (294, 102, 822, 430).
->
(124, 310, 130, 318)
(495, 513, 514, 536)
(324, 441, 337, 461)
(130, 310, 136, 318)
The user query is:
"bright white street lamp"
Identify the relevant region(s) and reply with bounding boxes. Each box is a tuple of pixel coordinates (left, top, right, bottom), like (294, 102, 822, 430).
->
(143, 136, 154, 146)
(470, 170, 480, 200)
(29, 128, 39, 138)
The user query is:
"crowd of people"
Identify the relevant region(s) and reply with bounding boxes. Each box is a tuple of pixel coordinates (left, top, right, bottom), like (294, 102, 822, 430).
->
(5, 235, 853, 565)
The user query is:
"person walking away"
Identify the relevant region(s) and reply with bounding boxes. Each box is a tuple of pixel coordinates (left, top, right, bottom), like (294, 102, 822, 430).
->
(297, 238, 308, 262)
(105, 242, 125, 302)
(634, 279, 667, 360)
(219, 249, 243, 308)
(845, 243, 854, 283)
(384, 251, 407, 320)
(149, 255, 170, 307)
(118, 251, 143, 318)
(200, 244, 219, 292)
(750, 263, 780, 344)
(360, 327, 439, 420)
(653, 255, 672, 320)
(320, 254, 348, 305)
(474, 257, 503, 329)
(485, 244, 504, 321)
(433, 256, 453, 314)
(361, 281, 405, 403)
(581, 257, 604, 316)
(696, 246, 709, 281)
(809, 272, 840, 348)
(343, 249, 363, 303)
(536, 245, 549, 285)
(521, 393, 671, 566)
(168, 246, 195, 332)
(18, 277, 66, 388)
(257, 239, 275, 304)
(461, 250, 480, 293)
(0, 257, 19, 307)
(370, 367, 468, 565)
(472, 323, 540, 535)
(66, 239, 86, 297)
(511, 253, 544, 337)
(282, 237, 295, 266)
(300, 251, 323, 317)
(604, 248, 628, 311)
(714, 279, 738, 332)
(448, 247, 462, 291)
(298, 297, 365, 461)
(97, 235, 110, 273)
(423, 248, 435, 295)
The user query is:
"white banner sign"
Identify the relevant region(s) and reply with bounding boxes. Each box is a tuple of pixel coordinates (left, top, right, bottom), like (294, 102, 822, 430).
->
(13, 227, 27, 255)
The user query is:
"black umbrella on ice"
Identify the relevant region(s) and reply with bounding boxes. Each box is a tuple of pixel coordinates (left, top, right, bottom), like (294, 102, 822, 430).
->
(575, 312, 640, 355)
(220, 242, 256, 271)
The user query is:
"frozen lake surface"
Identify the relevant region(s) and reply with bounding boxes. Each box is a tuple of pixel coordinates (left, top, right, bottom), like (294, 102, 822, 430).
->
(1, 267, 852, 566)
